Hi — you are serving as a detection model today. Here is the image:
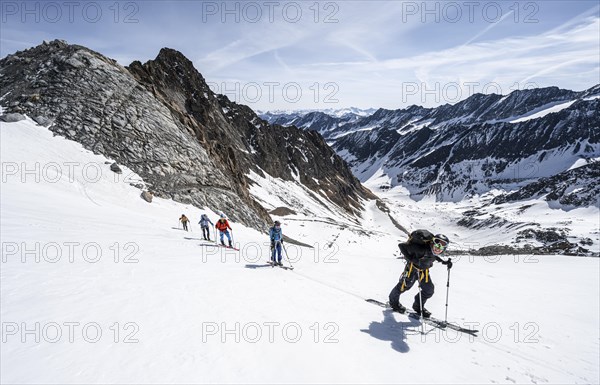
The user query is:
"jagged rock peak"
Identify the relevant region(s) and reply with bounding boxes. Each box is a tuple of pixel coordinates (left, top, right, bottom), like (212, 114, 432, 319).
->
(0, 40, 374, 229)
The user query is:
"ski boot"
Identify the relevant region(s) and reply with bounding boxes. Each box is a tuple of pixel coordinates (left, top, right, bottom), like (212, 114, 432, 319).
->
(412, 303, 431, 318)
(390, 302, 406, 313)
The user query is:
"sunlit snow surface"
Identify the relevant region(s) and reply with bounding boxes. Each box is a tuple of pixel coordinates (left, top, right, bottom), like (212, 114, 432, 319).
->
(1, 117, 598, 384)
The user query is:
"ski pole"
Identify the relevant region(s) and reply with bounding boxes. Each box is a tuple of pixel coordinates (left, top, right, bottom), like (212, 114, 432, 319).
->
(281, 243, 294, 269)
(230, 228, 235, 246)
(444, 258, 452, 324)
(417, 270, 425, 334)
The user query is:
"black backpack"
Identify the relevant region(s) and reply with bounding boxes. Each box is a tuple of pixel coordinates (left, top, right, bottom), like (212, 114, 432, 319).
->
(408, 229, 434, 245)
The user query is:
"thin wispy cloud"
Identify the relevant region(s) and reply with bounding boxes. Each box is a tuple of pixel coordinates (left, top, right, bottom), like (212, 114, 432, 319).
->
(0, 1, 598, 110)
(462, 10, 515, 46)
(292, 12, 599, 108)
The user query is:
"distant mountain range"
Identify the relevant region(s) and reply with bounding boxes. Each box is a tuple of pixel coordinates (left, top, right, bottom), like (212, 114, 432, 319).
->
(259, 107, 377, 138)
(261, 85, 600, 207)
(259, 107, 377, 119)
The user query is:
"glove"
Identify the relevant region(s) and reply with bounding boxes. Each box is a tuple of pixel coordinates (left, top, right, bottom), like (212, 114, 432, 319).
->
(270, 241, 275, 249)
(444, 259, 453, 269)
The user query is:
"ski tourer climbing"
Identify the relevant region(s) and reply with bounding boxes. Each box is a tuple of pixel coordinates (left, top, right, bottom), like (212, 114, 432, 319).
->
(215, 213, 233, 248)
(270, 220, 284, 266)
(388, 230, 452, 318)
(199, 214, 213, 241)
(179, 214, 190, 231)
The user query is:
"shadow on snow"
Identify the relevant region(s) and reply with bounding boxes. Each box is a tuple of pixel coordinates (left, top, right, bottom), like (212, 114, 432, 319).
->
(361, 309, 422, 353)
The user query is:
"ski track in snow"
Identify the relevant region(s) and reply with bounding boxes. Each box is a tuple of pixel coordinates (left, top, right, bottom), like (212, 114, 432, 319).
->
(1, 117, 599, 384)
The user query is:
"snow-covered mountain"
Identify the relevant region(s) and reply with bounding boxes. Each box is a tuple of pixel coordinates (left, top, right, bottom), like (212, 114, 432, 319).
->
(332, 85, 599, 200)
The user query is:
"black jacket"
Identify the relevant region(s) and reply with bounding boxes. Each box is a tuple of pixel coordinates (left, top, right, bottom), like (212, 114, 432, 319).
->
(398, 242, 443, 270)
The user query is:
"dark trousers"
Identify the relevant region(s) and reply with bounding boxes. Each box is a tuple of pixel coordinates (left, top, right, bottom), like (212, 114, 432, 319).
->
(202, 226, 210, 240)
(389, 263, 435, 309)
(271, 242, 282, 262)
(182, 221, 188, 231)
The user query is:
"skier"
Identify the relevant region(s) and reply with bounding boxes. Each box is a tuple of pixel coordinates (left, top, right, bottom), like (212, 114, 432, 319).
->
(388, 230, 452, 318)
(269, 220, 284, 266)
(179, 214, 190, 231)
(215, 213, 233, 248)
(199, 214, 213, 241)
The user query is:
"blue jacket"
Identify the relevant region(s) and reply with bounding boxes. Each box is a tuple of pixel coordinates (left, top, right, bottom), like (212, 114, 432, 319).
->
(270, 226, 283, 242)
(199, 215, 213, 227)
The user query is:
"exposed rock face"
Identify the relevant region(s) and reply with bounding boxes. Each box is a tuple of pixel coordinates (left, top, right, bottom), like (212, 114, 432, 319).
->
(492, 162, 600, 208)
(0, 40, 373, 230)
(127, 48, 374, 217)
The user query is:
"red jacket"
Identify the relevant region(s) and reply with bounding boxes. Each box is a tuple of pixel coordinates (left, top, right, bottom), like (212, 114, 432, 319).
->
(216, 219, 231, 231)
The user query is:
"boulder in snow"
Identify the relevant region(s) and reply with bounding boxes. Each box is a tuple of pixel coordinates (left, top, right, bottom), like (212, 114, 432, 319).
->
(33, 115, 53, 127)
(0, 113, 26, 123)
(141, 191, 153, 203)
(110, 162, 123, 174)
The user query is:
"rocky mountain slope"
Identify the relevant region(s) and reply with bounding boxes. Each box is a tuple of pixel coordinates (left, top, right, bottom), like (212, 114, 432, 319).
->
(266, 85, 599, 206)
(0, 40, 373, 230)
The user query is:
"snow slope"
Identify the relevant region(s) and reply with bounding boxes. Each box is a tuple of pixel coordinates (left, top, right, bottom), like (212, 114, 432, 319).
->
(1, 117, 599, 384)
(509, 100, 577, 123)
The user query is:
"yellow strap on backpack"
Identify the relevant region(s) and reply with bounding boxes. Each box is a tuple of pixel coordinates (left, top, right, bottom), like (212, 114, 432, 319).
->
(418, 269, 429, 283)
(401, 263, 415, 291)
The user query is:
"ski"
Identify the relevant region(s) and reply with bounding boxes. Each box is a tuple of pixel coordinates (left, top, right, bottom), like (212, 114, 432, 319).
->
(266, 260, 294, 270)
(216, 244, 240, 251)
(198, 242, 219, 247)
(365, 299, 478, 336)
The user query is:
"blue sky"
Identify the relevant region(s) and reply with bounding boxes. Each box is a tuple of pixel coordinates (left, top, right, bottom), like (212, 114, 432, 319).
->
(1, 0, 599, 110)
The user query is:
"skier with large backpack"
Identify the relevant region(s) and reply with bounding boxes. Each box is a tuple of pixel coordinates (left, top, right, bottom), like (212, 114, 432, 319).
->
(199, 214, 213, 241)
(269, 220, 284, 266)
(215, 213, 233, 248)
(388, 229, 452, 318)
